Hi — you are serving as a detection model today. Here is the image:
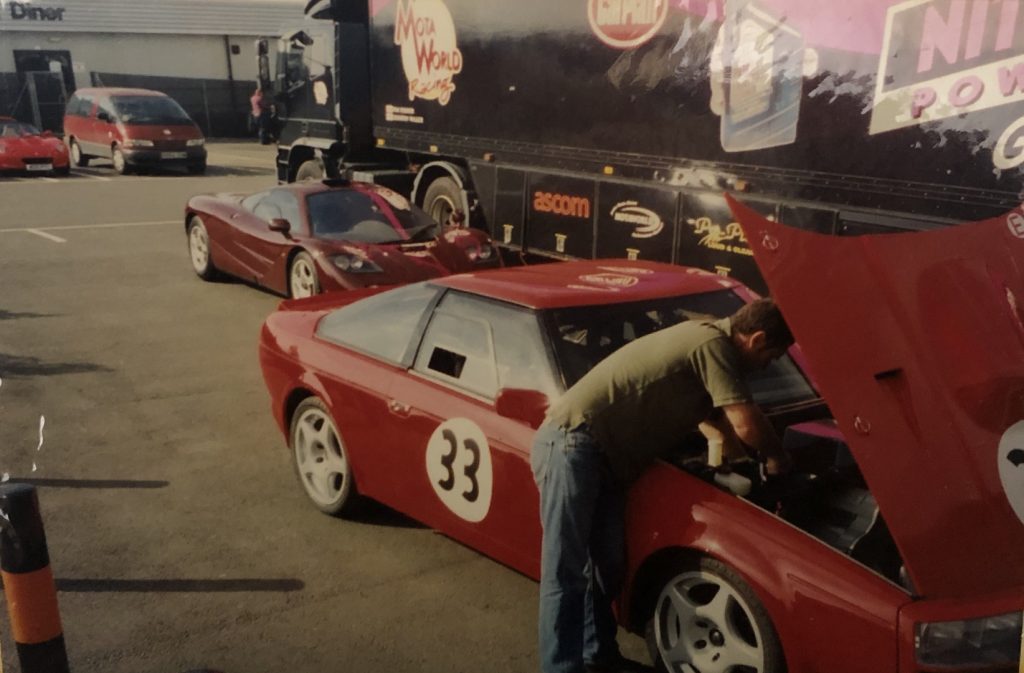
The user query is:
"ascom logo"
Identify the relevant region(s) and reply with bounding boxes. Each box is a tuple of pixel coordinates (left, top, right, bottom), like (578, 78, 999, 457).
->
(533, 191, 591, 219)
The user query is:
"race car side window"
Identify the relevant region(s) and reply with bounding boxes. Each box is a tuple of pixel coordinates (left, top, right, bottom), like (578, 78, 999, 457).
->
(317, 282, 441, 364)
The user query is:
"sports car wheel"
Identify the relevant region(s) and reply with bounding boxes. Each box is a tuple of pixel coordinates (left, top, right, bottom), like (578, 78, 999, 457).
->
(187, 216, 218, 280)
(112, 146, 130, 175)
(70, 139, 89, 167)
(288, 251, 320, 298)
(295, 159, 324, 181)
(423, 176, 461, 226)
(646, 558, 784, 673)
(290, 397, 359, 517)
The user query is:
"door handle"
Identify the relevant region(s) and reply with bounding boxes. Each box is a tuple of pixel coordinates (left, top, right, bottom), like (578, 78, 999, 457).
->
(387, 399, 411, 417)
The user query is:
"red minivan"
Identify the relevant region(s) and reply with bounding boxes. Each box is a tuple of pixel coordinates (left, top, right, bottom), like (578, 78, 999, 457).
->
(63, 88, 206, 175)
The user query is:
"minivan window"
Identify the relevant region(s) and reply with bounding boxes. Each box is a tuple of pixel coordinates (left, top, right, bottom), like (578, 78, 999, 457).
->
(109, 95, 192, 125)
(66, 95, 92, 117)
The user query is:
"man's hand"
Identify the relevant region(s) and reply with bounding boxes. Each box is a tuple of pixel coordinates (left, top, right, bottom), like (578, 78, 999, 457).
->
(764, 450, 793, 476)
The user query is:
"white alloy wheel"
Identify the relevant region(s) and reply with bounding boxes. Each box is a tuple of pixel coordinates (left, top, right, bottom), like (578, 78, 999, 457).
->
(651, 562, 781, 673)
(187, 217, 217, 280)
(288, 252, 319, 298)
(291, 399, 356, 515)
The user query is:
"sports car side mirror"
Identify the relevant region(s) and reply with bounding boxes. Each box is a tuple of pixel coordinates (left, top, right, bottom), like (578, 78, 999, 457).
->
(269, 218, 291, 234)
(495, 388, 549, 429)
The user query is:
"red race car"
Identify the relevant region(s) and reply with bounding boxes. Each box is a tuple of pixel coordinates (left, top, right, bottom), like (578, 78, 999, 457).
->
(0, 117, 70, 176)
(185, 179, 499, 297)
(259, 220, 1024, 672)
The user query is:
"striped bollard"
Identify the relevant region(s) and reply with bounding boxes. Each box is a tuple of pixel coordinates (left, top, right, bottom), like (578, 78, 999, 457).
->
(0, 483, 69, 673)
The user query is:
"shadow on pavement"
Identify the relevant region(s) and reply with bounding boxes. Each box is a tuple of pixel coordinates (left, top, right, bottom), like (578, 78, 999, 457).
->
(0, 353, 111, 378)
(54, 578, 305, 593)
(12, 478, 169, 489)
(350, 499, 425, 529)
(0, 309, 57, 320)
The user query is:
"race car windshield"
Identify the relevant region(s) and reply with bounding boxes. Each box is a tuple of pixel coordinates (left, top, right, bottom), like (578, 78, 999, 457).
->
(0, 122, 41, 137)
(548, 289, 818, 407)
(307, 191, 438, 243)
(110, 96, 193, 125)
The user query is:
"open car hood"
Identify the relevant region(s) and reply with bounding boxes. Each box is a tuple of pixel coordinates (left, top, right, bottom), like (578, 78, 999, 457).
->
(729, 196, 1024, 599)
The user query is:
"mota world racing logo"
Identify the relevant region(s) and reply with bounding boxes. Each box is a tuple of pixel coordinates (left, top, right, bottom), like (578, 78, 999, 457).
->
(588, 0, 668, 49)
(394, 0, 463, 105)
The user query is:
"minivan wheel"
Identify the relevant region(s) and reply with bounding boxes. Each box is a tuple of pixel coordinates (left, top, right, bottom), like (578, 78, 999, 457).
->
(187, 160, 206, 175)
(69, 139, 89, 167)
(112, 146, 130, 175)
(646, 557, 785, 673)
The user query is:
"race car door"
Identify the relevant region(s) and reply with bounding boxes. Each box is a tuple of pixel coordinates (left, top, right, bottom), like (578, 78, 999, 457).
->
(384, 289, 559, 578)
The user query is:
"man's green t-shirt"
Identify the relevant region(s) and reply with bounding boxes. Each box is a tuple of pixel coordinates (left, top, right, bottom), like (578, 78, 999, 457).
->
(545, 318, 752, 484)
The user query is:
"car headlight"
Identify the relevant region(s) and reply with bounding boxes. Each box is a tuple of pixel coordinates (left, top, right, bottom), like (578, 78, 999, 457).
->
(125, 139, 154, 148)
(916, 612, 1022, 667)
(467, 243, 495, 262)
(332, 253, 382, 273)
(187, 138, 205, 147)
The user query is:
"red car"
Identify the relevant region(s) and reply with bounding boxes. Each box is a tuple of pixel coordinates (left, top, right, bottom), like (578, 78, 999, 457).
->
(0, 117, 70, 176)
(185, 179, 499, 297)
(259, 224, 1024, 672)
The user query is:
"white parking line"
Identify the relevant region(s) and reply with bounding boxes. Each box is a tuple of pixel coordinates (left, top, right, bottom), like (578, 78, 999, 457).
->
(0, 220, 177, 234)
(26, 228, 67, 243)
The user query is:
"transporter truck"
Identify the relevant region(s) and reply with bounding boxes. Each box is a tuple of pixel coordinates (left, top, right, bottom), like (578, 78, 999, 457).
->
(259, 0, 1024, 291)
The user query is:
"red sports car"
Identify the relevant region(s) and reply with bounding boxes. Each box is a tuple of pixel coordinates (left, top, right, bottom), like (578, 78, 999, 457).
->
(0, 117, 70, 176)
(185, 179, 499, 297)
(258, 207, 1024, 672)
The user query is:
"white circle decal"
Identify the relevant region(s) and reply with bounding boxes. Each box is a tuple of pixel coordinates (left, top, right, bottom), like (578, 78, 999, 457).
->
(998, 421, 1024, 526)
(425, 418, 492, 522)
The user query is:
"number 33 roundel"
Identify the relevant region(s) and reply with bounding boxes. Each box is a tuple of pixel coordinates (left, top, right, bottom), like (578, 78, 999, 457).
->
(426, 418, 493, 522)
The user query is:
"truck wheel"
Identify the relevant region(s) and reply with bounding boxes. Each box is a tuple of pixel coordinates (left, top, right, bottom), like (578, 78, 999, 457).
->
(645, 557, 785, 673)
(423, 176, 462, 226)
(295, 159, 324, 181)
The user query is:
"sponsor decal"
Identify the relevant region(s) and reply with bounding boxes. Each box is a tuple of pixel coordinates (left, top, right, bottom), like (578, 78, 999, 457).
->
(714, 264, 732, 276)
(426, 418, 492, 522)
(687, 216, 753, 256)
(7, 1, 64, 20)
(611, 200, 664, 238)
(579, 272, 640, 288)
(555, 233, 568, 253)
(502, 223, 514, 244)
(588, 0, 668, 49)
(597, 265, 653, 275)
(871, 0, 1024, 135)
(1008, 211, 1024, 238)
(313, 81, 329, 105)
(394, 0, 463, 105)
(626, 248, 640, 260)
(997, 421, 1024, 527)
(534, 191, 592, 218)
(567, 283, 620, 292)
(384, 103, 425, 124)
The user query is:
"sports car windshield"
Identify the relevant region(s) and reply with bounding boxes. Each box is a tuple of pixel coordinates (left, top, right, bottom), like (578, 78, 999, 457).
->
(110, 96, 192, 125)
(306, 190, 439, 244)
(548, 289, 818, 407)
(0, 121, 41, 137)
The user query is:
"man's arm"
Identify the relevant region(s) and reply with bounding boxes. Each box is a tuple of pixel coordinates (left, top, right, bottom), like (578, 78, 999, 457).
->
(721, 402, 792, 475)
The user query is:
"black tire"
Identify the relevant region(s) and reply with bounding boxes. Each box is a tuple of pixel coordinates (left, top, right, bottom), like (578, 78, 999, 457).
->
(69, 139, 89, 167)
(288, 251, 320, 298)
(645, 557, 785, 673)
(290, 397, 361, 517)
(295, 159, 324, 182)
(54, 165, 70, 177)
(187, 160, 207, 175)
(112, 146, 131, 175)
(187, 216, 219, 281)
(422, 176, 462, 226)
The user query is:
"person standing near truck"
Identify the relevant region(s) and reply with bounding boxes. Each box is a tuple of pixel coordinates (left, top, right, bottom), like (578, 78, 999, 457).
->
(530, 298, 794, 673)
(250, 86, 274, 145)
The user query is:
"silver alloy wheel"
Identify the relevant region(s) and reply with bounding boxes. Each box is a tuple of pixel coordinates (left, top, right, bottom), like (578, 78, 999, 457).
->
(289, 256, 317, 298)
(112, 147, 126, 174)
(188, 219, 210, 275)
(653, 569, 766, 673)
(292, 406, 349, 509)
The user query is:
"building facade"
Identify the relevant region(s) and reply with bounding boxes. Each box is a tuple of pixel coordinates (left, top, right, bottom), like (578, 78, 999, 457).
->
(0, 0, 304, 135)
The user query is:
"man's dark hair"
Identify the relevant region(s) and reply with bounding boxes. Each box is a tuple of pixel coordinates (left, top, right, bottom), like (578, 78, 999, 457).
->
(731, 298, 793, 349)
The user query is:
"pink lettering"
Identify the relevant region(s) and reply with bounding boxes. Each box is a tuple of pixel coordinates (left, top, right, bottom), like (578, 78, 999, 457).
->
(999, 62, 1024, 95)
(997, 0, 1020, 51)
(918, 0, 967, 74)
(949, 75, 985, 106)
(911, 87, 937, 118)
(965, 0, 988, 60)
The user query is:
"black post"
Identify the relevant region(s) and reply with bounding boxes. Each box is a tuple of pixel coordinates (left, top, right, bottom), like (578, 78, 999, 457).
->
(0, 483, 70, 673)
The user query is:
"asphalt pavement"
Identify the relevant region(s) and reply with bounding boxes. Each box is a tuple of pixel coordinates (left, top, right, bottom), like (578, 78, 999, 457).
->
(0, 142, 647, 673)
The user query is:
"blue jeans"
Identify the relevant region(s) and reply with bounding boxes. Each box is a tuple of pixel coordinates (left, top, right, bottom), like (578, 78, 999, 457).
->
(531, 422, 626, 673)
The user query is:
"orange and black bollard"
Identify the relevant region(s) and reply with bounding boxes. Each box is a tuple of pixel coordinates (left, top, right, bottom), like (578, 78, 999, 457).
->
(0, 483, 69, 673)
